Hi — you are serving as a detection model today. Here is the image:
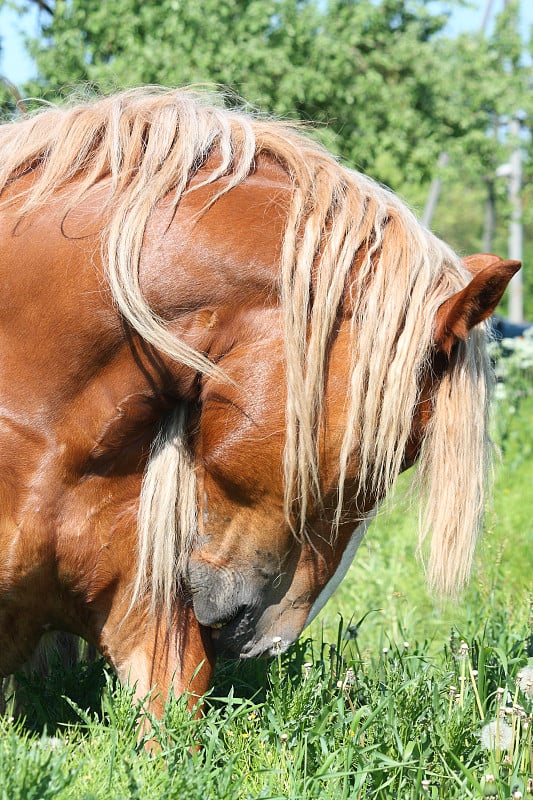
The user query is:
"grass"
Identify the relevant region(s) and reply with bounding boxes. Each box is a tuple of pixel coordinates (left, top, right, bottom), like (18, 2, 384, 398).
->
(0, 390, 532, 798)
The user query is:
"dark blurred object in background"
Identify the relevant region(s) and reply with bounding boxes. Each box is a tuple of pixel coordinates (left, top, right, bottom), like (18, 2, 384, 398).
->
(490, 315, 532, 341)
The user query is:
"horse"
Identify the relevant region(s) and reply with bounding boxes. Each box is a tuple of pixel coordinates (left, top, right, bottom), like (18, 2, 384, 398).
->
(0, 87, 519, 716)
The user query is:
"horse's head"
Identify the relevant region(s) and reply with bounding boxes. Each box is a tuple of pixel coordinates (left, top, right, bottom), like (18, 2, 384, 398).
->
(183, 248, 518, 658)
(186, 306, 364, 657)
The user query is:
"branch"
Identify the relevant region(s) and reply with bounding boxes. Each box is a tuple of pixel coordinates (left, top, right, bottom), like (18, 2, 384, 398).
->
(29, 0, 53, 15)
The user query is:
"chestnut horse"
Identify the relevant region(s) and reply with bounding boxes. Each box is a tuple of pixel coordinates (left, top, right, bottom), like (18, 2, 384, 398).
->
(0, 88, 518, 714)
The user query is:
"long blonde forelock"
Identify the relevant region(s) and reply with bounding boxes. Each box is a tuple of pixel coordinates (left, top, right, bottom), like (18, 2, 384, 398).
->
(0, 88, 492, 612)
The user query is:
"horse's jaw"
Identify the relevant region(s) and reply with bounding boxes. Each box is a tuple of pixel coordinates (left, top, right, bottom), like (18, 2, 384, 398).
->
(234, 514, 375, 659)
(304, 511, 376, 628)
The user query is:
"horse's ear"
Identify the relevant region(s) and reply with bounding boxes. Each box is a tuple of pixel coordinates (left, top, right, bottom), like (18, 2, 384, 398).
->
(434, 255, 520, 357)
(461, 252, 510, 275)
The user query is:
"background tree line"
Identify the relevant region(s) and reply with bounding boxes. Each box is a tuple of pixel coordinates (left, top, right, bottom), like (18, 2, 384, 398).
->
(1, 0, 532, 317)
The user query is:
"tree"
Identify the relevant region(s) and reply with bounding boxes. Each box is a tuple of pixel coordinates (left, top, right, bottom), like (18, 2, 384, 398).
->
(4, 0, 459, 183)
(428, 1, 533, 319)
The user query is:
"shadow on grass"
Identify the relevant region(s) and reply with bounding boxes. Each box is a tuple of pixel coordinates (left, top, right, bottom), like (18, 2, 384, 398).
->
(2, 653, 108, 735)
(1, 617, 368, 735)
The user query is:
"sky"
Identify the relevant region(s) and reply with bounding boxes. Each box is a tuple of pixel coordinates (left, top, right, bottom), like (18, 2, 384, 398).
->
(0, 1, 533, 86)
(0, 3, 40, 85)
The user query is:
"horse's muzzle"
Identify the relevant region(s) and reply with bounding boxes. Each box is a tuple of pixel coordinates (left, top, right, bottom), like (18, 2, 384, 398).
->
(186, 557, 299, 658)
(187, 559, 257, 652)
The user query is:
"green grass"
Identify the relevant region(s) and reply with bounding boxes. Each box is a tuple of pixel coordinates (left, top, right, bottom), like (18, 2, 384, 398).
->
(1, 394, 532, 799)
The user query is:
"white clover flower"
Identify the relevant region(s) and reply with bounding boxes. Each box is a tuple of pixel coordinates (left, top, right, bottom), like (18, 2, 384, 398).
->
(343, 667, 356, 691)
(39, 736, 64, 750)
(458, 641, 469, 658)
(517, 666, 533, 699)
(480, 719, 513, 751)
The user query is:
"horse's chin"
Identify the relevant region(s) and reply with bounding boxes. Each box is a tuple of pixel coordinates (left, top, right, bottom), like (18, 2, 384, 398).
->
(212, 633, 295, 659)
(241, 637, 294, 659)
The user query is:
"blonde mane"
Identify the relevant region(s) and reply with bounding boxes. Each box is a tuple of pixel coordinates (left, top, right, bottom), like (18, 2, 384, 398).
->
(0, 87, 492, 613)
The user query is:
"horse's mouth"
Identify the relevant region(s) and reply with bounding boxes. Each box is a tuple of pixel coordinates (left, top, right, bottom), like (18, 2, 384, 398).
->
(208, 610, 297, 659)
(207, 608, 256, 657)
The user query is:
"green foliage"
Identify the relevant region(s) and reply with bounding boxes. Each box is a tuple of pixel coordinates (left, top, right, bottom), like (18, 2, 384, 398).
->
(0, 1, 528, 186)
(0, 719, 76, 800)
(0, 76, 24, 119)
(2, 612, 532, 798)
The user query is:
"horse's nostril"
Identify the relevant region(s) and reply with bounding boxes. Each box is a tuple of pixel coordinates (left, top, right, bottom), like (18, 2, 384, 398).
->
(188, 561, 253, 628)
